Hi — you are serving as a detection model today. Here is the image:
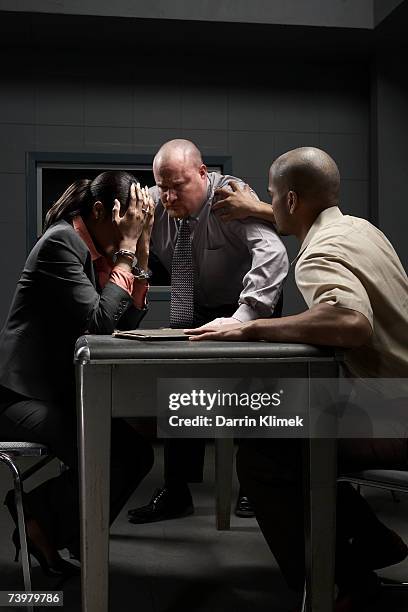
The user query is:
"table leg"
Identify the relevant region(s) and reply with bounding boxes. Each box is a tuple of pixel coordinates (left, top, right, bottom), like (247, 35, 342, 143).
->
(303, 439, 337, 612)
(76, 363, 112, 612)
(215, 438, 234, 530)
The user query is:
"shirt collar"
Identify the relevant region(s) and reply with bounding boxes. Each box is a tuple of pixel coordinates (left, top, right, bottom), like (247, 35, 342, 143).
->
(72, 215, 102, 262)
(292, 206, 343, 265)
(188, 176, 212, 222)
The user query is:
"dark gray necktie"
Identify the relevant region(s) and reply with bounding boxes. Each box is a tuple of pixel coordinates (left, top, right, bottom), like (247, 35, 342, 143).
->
(170, 219, 194, 328)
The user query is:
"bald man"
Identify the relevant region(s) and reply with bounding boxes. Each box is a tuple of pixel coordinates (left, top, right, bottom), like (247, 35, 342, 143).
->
(189, 147, 408, 609)
(127, 139, 289, 524)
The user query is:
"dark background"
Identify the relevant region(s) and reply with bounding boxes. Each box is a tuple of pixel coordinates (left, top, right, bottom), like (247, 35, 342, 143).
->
(0, 0, 407, 324)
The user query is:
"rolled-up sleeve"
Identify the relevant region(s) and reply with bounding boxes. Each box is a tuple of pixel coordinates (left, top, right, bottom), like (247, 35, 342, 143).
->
(229, 220, 289, 322)
(295, 246, 373, 328)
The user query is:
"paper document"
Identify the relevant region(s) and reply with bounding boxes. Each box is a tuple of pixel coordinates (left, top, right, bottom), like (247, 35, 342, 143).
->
(112, 328, 189, 341)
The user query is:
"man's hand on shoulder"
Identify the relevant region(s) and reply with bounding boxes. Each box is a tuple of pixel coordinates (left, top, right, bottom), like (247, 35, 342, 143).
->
(212, 181, 259, 222)
(212, 181, 275, 224)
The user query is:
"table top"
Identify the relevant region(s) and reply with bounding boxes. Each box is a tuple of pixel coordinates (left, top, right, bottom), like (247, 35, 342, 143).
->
(74, 335, 343, 365)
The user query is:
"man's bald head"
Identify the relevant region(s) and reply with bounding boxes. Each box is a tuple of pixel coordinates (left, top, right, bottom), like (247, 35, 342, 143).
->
(153, 139, 208, 219)
(270, 147, 340, 208)
(153, 139, 203, 174)
(268, 147, 341, 239)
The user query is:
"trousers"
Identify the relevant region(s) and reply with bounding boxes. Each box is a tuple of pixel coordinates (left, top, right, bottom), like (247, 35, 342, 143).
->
(164, 293, 284, 486)
(0, 386, 153, 551)
(237, 436, 408, 591)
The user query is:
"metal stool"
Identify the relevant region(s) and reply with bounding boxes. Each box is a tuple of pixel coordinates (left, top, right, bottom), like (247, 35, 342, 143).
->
(302, 469, 408, 611)
(0, 442, 53, 610)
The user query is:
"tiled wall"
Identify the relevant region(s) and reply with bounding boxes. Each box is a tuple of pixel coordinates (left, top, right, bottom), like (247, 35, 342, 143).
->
(0, 51, 369, 324)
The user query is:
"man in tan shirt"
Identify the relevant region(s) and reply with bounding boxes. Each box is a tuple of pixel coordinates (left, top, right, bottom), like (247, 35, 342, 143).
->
(189, 147, 408, 609)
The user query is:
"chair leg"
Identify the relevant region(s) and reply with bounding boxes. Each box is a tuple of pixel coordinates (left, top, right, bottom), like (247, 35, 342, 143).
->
(0, 453, 33, 611)
(301, 581, 307, 612)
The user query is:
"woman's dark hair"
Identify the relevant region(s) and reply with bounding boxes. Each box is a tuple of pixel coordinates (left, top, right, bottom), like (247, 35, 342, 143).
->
(43, 170, 138, 231)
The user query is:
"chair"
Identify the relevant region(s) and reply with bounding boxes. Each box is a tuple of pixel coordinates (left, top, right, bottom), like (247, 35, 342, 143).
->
(301, 469, 408, 611)
(338, 469, 408, 589)
(0, 442, 53, 610)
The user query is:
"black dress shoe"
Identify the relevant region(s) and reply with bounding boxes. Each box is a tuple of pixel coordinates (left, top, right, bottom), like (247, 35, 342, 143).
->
(234, 494, 255, 518)
(128, 486, 194, 524)
(5, 490, 79, 578)
(12, 529, 80, 578)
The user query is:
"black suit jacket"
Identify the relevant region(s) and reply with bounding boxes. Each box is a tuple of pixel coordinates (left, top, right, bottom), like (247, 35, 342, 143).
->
(0, 220, 146, 401)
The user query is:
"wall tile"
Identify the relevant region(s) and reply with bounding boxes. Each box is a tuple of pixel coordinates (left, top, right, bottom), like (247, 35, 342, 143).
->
(319, 132, 368, 180)
(134, 84, 182, 129)
(340, 179, 369, 219)
(271, 90, 319, 133)
(0, 173, 26, 224)
(0, 124, 35, 173)
(0, 77, 35, 124)
(274, 132, 320, 158)
(35, 125, 84, 152)
(180, 129, 228, 154)
(228, 87, 277, 131)
(182, 86, 228, 130)
(84, 81, 133, 127)
(84, 126, 133, 152)
(229, 131, 275, 177)
(36, 76, 84, 126)
(133, 127, 182, 152)
(318, 90, 368, 135)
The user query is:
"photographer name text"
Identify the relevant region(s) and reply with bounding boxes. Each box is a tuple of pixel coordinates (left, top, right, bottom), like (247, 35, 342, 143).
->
(167, 415, 304, 428)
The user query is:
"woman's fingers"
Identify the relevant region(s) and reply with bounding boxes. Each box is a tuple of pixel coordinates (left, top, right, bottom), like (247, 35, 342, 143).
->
(135, 182, 144, 211)
(112, 199, 121, 224)
(126, 182, 137, 215)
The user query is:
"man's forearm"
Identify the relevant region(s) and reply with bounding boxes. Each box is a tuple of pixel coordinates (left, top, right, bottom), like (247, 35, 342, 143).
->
(243, 304, 372, 348)
(250, 201, 276, 223)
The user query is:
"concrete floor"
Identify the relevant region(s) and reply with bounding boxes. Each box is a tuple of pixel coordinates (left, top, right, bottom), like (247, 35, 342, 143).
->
(1, 443, 408, 612)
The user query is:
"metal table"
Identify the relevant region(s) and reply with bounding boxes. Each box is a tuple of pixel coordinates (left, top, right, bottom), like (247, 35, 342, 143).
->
(75, 336, 341, 612)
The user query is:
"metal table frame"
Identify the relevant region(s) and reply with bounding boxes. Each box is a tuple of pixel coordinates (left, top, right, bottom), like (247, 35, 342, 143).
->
(75, 336, 341, 612)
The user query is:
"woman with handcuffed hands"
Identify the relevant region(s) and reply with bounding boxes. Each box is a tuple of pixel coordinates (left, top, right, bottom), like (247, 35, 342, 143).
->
(0, 170, 154, 574)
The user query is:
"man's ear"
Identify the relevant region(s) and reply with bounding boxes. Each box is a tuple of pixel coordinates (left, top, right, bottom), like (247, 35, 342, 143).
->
(287, 190, 299, 215)
(199, 164, 208, 179)
(91, 201, 105, 221)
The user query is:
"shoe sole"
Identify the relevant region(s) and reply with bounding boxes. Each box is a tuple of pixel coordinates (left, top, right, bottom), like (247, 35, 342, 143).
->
(128, 506, 194, 524)
(235, 510, 256, 518)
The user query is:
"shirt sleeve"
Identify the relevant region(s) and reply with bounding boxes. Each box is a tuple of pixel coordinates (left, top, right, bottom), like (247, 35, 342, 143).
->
(295, 246, 374, 328)
(37, 232, 146, 335)
(132, 280, 149, 309)
(227, 219, 290, 322)
(109, 266, 148, 309)
(110, 266, 133, 294)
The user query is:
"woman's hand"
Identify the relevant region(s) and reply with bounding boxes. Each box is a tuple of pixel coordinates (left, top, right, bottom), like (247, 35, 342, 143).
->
(135, 186, 155, 270)
(140, 187, 155, 241)
(112, 182, 145, 253)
